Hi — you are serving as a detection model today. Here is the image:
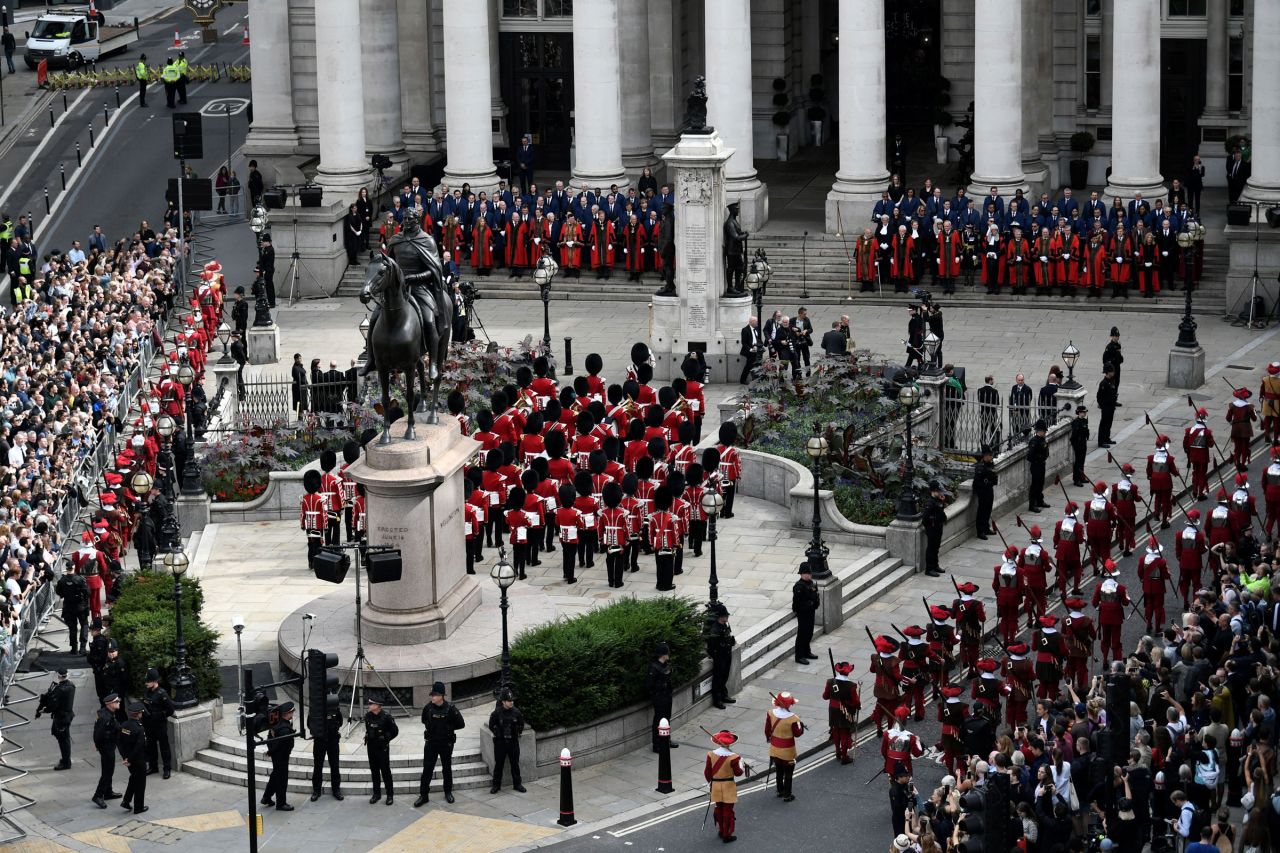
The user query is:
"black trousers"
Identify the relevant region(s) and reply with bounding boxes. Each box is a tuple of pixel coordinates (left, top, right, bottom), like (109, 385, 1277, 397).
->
(369, 745, 393, 798)
(94, 747, 115, 797)
(263, 269, 276, 306)
(307, 535, 322, 568)
(266, 752, 290, 804)
(52, 719, 72, 766)
(1098, 406, 1115, 445)
(561, 542, 577, 581)
(794, 611, 815, 660)
(145, 722, 172, 773)
(975, 490, 994, 535)
(711, 652, 732, 703)
(312, 735, 341, 793)
(605, 547, 625, 587)
(325, 516, 340, 546)
(925, 529, 942, 573)
(722, 482, 736, 517)
(739, 351, 760, 385)
(772, 758, 795, 796)
(493, 738, 522, 787)
(655, 552, 675, 591)
(137, 79, 147, 107)
(688, 520, 706, 557)
(65, 609, 88, 652)
(420, 741, 454, 795)
(794, 345, 811, 374)
(1072, 443, 1087, 484)
(1029, 466, 1045, 507)
(123, 764, 147, 810)
(651, 696, 673, 751)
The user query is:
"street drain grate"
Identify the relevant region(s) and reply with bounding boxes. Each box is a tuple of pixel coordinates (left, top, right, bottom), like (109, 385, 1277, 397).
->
(110, 819, 192, 845)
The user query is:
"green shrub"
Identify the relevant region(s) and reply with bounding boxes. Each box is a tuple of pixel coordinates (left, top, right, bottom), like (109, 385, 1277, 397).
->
(108, 572, 222, 702)
(510, 596, 704, 731)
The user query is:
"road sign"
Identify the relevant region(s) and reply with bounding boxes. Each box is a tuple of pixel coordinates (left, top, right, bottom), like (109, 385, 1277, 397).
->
(200, 98, 249, 117)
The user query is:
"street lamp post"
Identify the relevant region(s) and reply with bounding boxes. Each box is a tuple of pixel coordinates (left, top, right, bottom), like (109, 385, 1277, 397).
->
(164, 544, 198, 709)
(358, 315, 371, 365)
(896, 383, 922, 520)
(216, 321, 232, 364)
(490, 547, 517, 697)
(921, 330, 941, 376)
(699, 489, 725, 604)
(534, 255, 559, 358)
(130, 469, 155, 570)
(1176, 221, 1206, 348)
(744, 249, 772, 322)
(232, 615, 245, 733)
(804, 422, 831, 579)
(176, 359, 202, 495)
(1060, 341, 1082, 390)
(248, 205, 273, 328)
(156, 413, 178, 501)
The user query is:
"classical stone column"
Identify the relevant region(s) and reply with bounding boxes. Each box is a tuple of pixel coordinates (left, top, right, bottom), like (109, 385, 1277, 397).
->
(571, 0, 628, 190)
(442, 0, 499, 194)
(1099, 0, 1113, 112)
(362, 0, 408, 173)
(1021, 10, 1049, 192)
(1037, 4, 1057, 183)
(706, 0, 767, 229)
(243, 0, 297, 155)
(968, 0, 1027, 195)
(313, 0, 373, 197)
(824, 0, 888, 233)
(487, 0, 508, 147)
(1105, 0, 1164, 200)
(398, 0, 438, 156)
(1242, 0, 1280, 201)
(619, 0, 656, 174)
(647, 0, 678, 156)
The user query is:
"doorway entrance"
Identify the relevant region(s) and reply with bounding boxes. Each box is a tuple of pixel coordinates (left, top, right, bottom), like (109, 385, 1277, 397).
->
(499, 32, 574, 174)
(1159, 38, 1206, 182)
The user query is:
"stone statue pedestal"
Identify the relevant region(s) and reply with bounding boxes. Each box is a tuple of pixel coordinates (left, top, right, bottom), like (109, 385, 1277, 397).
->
(346, 422, 481, 645)
(247, 324, 279, 366)
(1167, 344, 1206, 389)
(653, 132, 752, 384)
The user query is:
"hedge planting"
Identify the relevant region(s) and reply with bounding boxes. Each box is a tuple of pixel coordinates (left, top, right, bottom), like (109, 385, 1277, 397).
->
(107, 571, 222, 702)
(510, 596, 704, 731)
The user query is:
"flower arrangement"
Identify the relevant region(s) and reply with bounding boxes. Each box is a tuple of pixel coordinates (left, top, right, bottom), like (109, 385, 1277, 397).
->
(200, 414, 348, 503)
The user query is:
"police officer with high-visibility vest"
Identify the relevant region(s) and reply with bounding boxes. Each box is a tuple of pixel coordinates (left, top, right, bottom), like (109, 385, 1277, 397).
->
(161, 58, 180, 109)
(175, 51, 189, 105)
(0, 213, 12, 271)
(135, 54, 148, 108)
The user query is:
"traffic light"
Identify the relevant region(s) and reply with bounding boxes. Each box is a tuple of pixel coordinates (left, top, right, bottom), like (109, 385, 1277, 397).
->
(306, 648, 340, 737)
(245, 689, 271, 734)
(955, 788, 985, 853)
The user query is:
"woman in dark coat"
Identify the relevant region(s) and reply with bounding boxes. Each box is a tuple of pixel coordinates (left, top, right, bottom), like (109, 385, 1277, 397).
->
(342, 203, 363, 266)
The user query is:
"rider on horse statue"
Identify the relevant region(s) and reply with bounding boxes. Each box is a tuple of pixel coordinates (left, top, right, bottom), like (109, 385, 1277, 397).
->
(360, 208, 447, 377)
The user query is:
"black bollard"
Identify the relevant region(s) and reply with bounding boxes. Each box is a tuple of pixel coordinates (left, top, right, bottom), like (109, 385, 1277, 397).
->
(115, 85, 120, 109)
(88, 126, 95, 148)
(563, 336, 573, 375)
(655, 718, 674, 793)
(76, 142, 81, 167)
(49, 107, 54, 128)
(104, 105, 110, 127)
(62, 93, 67, 113)
(556, 748, 576, 827)
(43, 188, 49, 214)
(59, 163, 65, 191)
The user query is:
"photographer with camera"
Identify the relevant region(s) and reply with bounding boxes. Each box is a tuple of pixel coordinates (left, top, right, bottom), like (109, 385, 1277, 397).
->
(36, 668, 75, 770)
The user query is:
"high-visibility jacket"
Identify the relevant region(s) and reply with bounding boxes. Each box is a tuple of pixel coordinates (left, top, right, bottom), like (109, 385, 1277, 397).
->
(176, 57, 189, 76)
(161, 64, 180, 83)
(135, 61, 148, 81)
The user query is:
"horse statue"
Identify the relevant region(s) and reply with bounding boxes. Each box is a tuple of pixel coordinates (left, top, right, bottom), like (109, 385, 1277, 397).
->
(360, 220, 453, 443)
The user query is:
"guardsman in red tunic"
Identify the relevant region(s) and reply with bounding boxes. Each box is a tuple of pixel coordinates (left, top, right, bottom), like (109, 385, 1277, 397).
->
(993, 547, 1023, 645)
(1085, 481, 1116, 573)
(1264, 446, 1280, 538)
(682, 463, 708, 558)
(1018, 525, 1053, 629)
(464, 494, 483, 575)
(1091, 561, 1131, 666)
(598, 481, 629, 589)
(503, 487, 532, 579)
(1261, 361, 1280, 442)
(952, 582, 985, 677)
(880, 706, 922, 777)
(1146, 436, 1180, 529)
(715, 423, 742, 519)
(554, 482, 584, 584)
(1175, 509, 1207, 608)
(1227, 387, 1258, 467)
(1228, 472, 1257, 540)
(648, 486, 679, 592)
(765, 692, 804, 802)
(1033, 615, 1066, 700)
(1003, 224, 1031, 293)
(1003, 642, 1036, 726)
(1063, 598, 1096, 693)
(854, 227, 878, 292)
(1053, 503, 1084, 597)
(937, 686, 968, 775)
(971, 658, 1004, 719)
(1138, 536, 1170, 631)
(1206, 490, 1233, 574)
(899, 626, 930, 722)
(704, 730, 746, 843)
(1111, 467, 1141, 556)
(925, 605, 956, 698)
(822, 661, 861, 765)
(72, 531, 110, 620)
(1183, 408, 1215, 500)
(870, 635, 904, 735)
(299, 469, 326, 569)
(319, 449, 342, 547)
(339, 441, 361, 543)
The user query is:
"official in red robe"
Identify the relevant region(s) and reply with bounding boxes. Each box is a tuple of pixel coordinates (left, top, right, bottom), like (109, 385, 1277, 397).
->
(506, 213, 530, 277)
(472, 217, 496, 274)
(935, 223, 962, 295)
(1108, 227, 1132, 298)
(1084, 234, 1108, 298)
(589, 212, 615, 278)
(1031, 227, 1055, 292)
(623, 215, 646, 280)
(855, 228, 878, 292)
(890, 225, 914, 293)
(559, 215, 585, 276)
(644, 212, 663, 273)
(1050, 225, 1080, 294)
(1137, 233, 1161, 296)
(1003, 225, 1031, 293)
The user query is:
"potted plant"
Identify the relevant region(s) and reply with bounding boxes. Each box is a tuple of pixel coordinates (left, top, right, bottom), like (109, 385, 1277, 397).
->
(772, 78, 791, 161)
(933, 110, 953, 165)
(1068, 131, 1095, 190)
(806, 74, 827, 147)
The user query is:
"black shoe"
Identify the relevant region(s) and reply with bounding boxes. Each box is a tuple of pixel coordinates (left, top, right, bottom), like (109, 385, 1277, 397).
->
(795, 658, 809, 665)
(723, 835, 737, 843)
(976, 534, 988, 540)
(163, 769, 171, 779)
(386, 796, 393, 805)
(54, 762, 70, 771)
(333, 790, 344, 801)
(106, 792, 123, 800)
(134, 806, 149, 814)
(276, 803, 294, 811)
(370, 794, 382, 804)
(513, 784, 527, 793)
(414, 795, 428, 808)
(670, 742, 679, 748)
(713, 702, 727, 710)
(93, 796, 107, 809)
(311, 792, 321, 802)
(121, 802, 132, 810)
(261, 798, 274, 807)
(783, 795, 795, 802)
(445, 792, 455, 804)
(724, 698, 736, 704)
(490, 785, 500, 794)
(806, 653, 819, 660)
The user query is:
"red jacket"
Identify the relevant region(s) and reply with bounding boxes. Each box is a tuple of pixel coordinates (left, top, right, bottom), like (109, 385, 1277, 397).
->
(1146, 451, 1179, 492)
(1092, 581, 1130, 626)
(1138, 551, 1170, 594)
(1174, 526, 1206, 571)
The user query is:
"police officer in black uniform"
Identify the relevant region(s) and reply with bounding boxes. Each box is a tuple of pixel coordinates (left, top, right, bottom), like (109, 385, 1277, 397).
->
(54, 566, 90, 653)
(922, 481, 947, 577)
(1027, 420, 1050, 511)
(973, 446, 998, 540)
(1070, 405, 1091, 485)
(262, 701, 296, 810)
(36, 668, 75, 770)
(231, 285, 250, 337)
(645, 642, 675, 753)
(1103, 326, 1124, 395)
(1096, 365, 1118, 448)
(101, 643, 128, 703)
(792, 563, 820, 664)
(141, 669, 174, 778)
(87, 619, 111, 699)
(415, 682, 465, 807)
(310, 701, 344, 801)
(488, 689, 527, 794)
(363, 697, 399, 805)
(119, 701, 150, 814)
(705, 602, 736, 710)
(91, 693, 122, 808)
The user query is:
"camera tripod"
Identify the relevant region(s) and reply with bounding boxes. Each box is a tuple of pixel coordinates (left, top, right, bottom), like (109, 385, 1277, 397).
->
(284, 217, 332, 305)
(1224, 200, 1278, 329)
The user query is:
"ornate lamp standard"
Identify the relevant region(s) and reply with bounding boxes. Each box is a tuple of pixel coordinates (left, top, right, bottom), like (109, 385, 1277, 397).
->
(358, 315, 371, 365)
(1060, 341, 1082, 390)
(1176, 220, 1207, 348)
(700, 489, 725, 603)
(163, 544, 198, 709)
(921, 330, 941, 376)
(744, 249, 771, 321)
(490, 548, 517, 697)
(175, 360, 202, 495)
(896, 383, 922, 521)
(804, 422, 831, 578)
(534, 255, 560, 359)
(216, 321, 232, 364)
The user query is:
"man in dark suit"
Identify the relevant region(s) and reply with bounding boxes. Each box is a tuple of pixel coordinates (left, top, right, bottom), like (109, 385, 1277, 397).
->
(1157, 218, 1179, 289)
(516, 135, 535, 195)
(345, 359, 359, 405)
(1227, 150, 1250, 202)
(739, 316, 763, 384)
(820, 321, 847, 359)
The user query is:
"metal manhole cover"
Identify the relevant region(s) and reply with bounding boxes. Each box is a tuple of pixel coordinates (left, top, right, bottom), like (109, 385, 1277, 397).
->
(111, 819, 191, 845)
